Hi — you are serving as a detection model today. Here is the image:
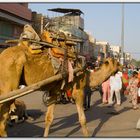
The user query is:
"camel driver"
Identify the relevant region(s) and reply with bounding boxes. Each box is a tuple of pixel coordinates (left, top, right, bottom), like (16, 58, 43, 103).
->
(83, 63, 94, 111)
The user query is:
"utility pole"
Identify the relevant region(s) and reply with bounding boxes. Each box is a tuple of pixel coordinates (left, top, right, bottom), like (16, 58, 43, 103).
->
(40, 15, 44, 34)
(120, 3, 124, 65)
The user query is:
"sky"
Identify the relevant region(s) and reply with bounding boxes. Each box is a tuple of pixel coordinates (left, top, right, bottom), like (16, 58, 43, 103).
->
(29, 3, 140, 60)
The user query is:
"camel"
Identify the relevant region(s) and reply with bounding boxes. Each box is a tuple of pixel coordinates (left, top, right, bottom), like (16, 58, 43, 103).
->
(0, 26, 122, 137)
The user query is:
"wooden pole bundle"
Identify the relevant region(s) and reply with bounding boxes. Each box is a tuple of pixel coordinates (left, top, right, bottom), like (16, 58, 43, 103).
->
(49, 35, 83, 43)
(0, 68, 83, 104)
(5, 36, 82, 48)
(5, 39, 59, 49)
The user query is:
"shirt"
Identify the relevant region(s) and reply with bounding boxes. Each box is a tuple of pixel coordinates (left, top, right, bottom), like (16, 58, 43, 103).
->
(110, 71, 122, 91)
(122, 72, 129, 87)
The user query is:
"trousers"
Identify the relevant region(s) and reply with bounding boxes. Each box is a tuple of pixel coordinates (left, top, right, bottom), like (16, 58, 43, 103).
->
(109, 89, 121, 105)
(83, 86, 92, 108)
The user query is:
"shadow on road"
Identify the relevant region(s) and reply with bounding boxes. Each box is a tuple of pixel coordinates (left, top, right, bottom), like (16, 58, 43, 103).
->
(91, 105, 132, 137)
(8, 109, 44, 137)
(85, 95, 131, 137)
(27, 109, 44, 120)
(49, 95, 131, 137)
(7, 94, 131, 137)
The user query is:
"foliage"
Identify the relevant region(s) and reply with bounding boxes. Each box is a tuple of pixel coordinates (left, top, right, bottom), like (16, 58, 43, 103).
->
(131, 59, 140, 67)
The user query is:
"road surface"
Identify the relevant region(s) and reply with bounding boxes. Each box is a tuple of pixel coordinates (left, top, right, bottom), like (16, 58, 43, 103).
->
(8, 90, 140, 137)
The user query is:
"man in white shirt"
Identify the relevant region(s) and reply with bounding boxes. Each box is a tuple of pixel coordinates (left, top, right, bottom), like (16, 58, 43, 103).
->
(109, 71, 122, 105)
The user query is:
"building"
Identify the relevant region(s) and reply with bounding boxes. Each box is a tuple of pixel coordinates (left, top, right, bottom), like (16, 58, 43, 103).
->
(124, 52, 132, 65)
(95, 41, 110, 60)
(0, 3, 32, 45)
(110, 45, 121, 60)
(31, 12, 50, 35)
(44, 8, 89, 55)
(110, 45, 121, 54)
(48, 8, 86, 47)
(93, 45, 100, 58)
(31, 8, 96, 61)
(47, 8, 84, 32)
(83, 32, 96, 61)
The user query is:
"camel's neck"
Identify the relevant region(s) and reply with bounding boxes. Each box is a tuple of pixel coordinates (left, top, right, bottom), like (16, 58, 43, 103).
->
(89, 68, 113, 88)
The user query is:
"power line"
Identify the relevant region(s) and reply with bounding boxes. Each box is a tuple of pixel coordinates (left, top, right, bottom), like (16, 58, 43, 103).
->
(128, 52, 140, 54)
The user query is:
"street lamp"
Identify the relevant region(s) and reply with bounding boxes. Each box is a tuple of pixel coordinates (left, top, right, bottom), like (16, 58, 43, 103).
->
(120, 3, 124, 65)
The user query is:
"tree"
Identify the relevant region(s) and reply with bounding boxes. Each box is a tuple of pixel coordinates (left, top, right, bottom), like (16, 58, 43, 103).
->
(131, 59, 140, 68)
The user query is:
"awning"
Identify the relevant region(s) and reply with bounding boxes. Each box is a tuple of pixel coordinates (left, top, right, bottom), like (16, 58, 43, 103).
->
(48, 8, 84, 15)
(0, 11, 30, 25)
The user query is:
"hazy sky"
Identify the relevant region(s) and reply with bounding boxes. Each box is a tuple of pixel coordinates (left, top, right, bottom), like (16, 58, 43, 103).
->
(29, 3, 140, 60)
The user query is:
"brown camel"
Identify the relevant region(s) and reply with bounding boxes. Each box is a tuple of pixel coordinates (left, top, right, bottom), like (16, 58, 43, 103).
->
(0, 40, 122, 137)
(0, 25, 122, 137)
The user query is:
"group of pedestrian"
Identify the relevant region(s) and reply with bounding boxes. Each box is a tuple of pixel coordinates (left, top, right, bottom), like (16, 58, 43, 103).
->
(126, 71, 139, 109)
(101, 66, 140, 110)
(101, 71, 122, 106)
(83, 59, 140, 111)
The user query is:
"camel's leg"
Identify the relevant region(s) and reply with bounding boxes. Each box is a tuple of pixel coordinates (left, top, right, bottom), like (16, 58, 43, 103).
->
(73, 89, 89, 137)
(0, 81, 21, 137)
(0, 84, 15, 137)
(0, 45, 26, 137)
(0, 73, 22, 137)
(44, 103, 55, 137)
(0, 102, 11, 137)
(44, 94, 57, 137)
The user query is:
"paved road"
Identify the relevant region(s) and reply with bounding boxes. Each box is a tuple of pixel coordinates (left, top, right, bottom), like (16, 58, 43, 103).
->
(7, 90, 140, 137)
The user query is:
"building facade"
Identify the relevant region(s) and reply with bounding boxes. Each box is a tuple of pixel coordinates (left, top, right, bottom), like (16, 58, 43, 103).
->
(95, 41, 110, 61)
(124, 52, 132, 65)
(0, 3, 32, 45)
(110, 45, 121, 61)
(83, 32, 96, 61)
(31, 8, 96, 61)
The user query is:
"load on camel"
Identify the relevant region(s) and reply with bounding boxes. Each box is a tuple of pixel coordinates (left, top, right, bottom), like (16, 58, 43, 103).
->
(0, 24, 122, 137)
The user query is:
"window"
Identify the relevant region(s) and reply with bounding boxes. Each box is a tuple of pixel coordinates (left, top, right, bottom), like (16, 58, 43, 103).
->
(0, 21, 14, 37)
(13, 25, 23, 37)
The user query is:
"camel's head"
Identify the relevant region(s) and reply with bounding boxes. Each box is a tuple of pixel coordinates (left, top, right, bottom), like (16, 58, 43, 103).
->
(103, 58, 123, 72)
(89, 58, 122, 88)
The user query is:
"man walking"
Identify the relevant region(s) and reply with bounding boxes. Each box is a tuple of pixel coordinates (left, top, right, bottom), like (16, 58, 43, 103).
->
(109, 71, 122, 105)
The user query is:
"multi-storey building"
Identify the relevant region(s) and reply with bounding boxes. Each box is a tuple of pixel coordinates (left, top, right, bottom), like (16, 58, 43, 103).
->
(44, 8, 91, 55)
(31, 11, 50, 35)
(83, 32, 96, 61)
(95, 41, 110, 60)
(31, 8, 96, 60)
(110, 45, 121, 54)
(110, 45, 121, 61)
(0, 3, 32, 46)
(124, 52, 132, 65)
